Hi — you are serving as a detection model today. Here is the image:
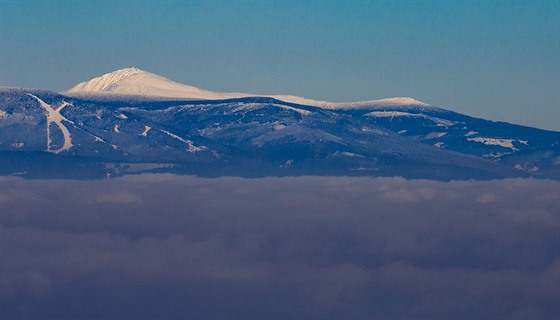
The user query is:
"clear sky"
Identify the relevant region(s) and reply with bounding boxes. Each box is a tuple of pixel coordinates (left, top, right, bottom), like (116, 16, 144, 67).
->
(1, 0, 558, 130)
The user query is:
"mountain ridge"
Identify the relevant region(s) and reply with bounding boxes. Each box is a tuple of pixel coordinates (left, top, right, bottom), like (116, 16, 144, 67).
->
(1, 73, 558, 180)
(63, 68, 431, 109)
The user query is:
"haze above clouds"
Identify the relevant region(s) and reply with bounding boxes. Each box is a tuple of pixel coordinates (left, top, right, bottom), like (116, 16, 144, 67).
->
(1, 175, 558, 319)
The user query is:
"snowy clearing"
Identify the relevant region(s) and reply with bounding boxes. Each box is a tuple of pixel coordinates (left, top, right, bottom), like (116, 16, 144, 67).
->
(160, 129, 208, 152)
(27, 94, 73, 153)
(140, 125, 152, 137)
(468, 137, 518, 150)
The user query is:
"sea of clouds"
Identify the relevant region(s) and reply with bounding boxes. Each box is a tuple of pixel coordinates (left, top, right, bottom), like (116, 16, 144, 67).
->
(1, 175, 558, 319)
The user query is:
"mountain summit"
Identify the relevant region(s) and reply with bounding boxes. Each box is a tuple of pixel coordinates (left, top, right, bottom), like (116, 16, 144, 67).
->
(63, 68, 430, 108)
(63, 67, 248, 100)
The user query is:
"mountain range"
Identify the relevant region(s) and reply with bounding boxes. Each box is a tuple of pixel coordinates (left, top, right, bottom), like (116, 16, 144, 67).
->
(1, 68, 558, 180)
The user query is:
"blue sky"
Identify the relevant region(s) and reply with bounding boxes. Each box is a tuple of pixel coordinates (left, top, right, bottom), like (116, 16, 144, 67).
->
(1, 0, 558, 130)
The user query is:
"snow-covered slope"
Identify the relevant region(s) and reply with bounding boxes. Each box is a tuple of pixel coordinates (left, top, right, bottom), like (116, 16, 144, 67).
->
(63, 67, 430, 108)
(64, 67, 248, 100)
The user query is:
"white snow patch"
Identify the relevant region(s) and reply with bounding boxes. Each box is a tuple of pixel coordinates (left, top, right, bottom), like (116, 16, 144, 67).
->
(365, 111, 456, 127)
(281, 159, 294, 168)
(27, 94, 73, 154)
(271, 95, 431, 109)
(398, 130, 407, 134)
(345, 97, 430, 108)
(93, 135, 105, 143)
(425, 132, 447, 139)
(468, 137, 517, 150)
(111, 144, 118, 150)
(11, 142, 24, 148)
(465, 131, 478, 137)
(140, 125, 152, 137)
(232, 103, 311, 115)
(0, 110, 7, 118)
(114, 125, 120, 133)
(434, 142, 445, 148)
(515, 163, 539, 172)
(117, 113, 128, 119)
(160, 129, 208, 152)
(335, 151, 364, 158)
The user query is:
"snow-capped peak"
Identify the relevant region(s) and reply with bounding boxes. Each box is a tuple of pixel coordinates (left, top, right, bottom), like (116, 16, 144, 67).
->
(63, 68, 432, 109)
(63, 67, 248, 100)
(66, 67, 145, 92)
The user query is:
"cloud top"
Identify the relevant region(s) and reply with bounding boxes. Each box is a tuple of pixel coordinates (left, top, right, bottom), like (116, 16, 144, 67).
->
(1, 175, 558, 319)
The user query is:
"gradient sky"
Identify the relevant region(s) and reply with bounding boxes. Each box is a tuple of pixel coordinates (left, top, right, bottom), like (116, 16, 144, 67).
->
(1, 0, 558, 130)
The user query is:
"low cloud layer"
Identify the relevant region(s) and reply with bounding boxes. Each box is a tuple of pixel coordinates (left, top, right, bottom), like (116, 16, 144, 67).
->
(1, 175, 559, 319)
